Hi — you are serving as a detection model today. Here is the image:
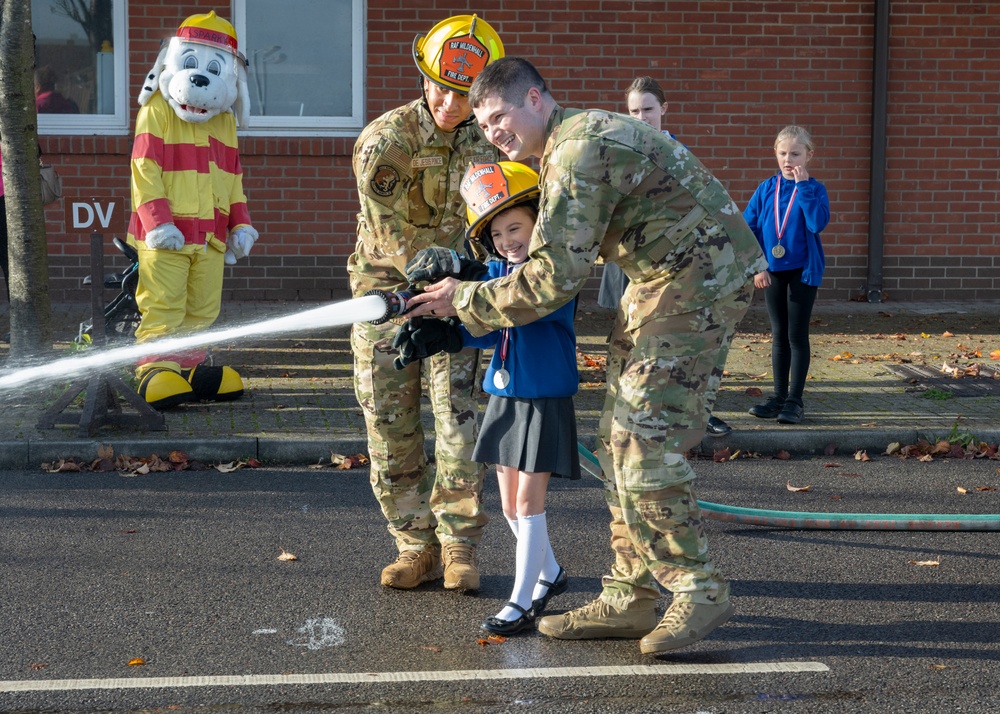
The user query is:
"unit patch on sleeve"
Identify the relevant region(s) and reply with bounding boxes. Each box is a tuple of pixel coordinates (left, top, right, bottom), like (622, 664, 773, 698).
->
(371, 165, 400, 197)
(363, 139, 413, 207)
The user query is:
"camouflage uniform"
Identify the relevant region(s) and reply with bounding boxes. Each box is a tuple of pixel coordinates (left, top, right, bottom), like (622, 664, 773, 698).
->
(348, 98, 498, 553)
(453, 107, 768, 607)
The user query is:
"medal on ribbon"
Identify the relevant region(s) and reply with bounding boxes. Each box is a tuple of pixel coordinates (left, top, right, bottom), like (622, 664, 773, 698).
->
(772, 181, 798, 260)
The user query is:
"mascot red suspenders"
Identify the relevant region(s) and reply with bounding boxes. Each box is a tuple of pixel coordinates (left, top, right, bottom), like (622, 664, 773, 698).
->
(129, 11, 256, 409)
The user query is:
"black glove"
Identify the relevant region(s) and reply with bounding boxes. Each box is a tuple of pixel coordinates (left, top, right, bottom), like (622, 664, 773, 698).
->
(405, 247, 488, 284)
(391, 316, 465, 370)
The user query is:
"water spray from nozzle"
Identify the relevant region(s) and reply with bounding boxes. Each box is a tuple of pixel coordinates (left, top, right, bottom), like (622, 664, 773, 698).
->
(365, 288, 420, 324)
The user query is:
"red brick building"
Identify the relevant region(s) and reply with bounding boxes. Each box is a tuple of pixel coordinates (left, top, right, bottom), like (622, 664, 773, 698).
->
(36, 1, 1000, 304)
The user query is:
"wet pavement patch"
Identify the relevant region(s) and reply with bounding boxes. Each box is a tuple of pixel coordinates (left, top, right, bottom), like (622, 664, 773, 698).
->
(886, 364, 1000, 397)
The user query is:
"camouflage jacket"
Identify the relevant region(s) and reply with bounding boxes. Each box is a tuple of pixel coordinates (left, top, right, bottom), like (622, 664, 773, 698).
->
(454, 106, 767, 337)
(347, 98, 499, 296)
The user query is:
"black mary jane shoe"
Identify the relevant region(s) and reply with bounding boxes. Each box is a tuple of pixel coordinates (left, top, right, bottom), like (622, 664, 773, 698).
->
(529, 567, 569, 617)
(482, 602, 535, 635)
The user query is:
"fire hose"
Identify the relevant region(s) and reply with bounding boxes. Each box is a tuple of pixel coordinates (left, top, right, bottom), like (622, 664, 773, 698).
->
(576, 444, 1000, 532)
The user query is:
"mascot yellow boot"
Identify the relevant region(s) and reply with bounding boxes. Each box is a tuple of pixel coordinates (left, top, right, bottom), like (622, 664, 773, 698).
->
(128, 11, 257, 409)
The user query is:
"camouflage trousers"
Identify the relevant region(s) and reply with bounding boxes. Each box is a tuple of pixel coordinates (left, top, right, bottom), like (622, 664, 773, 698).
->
(596, 283, 753, 609)
(351, 319, 486, 552)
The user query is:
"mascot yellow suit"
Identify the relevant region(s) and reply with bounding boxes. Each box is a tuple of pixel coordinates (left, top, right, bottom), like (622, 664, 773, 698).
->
(128, 11, 257, 409)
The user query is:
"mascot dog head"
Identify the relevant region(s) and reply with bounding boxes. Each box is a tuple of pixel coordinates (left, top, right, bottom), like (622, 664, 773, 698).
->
(139, 11, 250, 127)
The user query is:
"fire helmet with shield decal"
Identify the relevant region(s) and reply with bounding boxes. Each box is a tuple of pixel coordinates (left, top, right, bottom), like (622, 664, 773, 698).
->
(412, 14, 504, 95)
(461, 161, 540, 256)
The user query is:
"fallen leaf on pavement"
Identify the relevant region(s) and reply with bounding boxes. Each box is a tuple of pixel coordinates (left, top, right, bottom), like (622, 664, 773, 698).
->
(30, 663, 48, 670)
(485, 634, 507, 643)
(277, 549, 298, 561)
(930, 664, 949, 670)
(823, 443, 837, 456)
(127, 658, 146, 666)
(421, 646, 443, 653)
(991, 349, 1000, 360)
(823, 462, 841, 468)
(774, 450, 792, 460)
(909, 560, 939, 567)
(786, 481, 811, 492)
(745, 387, 763, 397)
(956, 486, 968, 495)
(885, 442, 901, 455)
(942, 331, 954, 338)
(855, 450, 872, 462)
(97, 443, 114, 460)
(215, 461, 243, 473)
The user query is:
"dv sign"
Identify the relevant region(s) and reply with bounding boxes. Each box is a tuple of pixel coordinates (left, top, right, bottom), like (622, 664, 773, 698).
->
(65, 197, 127, 235)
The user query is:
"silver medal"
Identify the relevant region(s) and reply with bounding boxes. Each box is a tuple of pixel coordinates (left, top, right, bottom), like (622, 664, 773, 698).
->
(771, 244, 786, 259)
(493, 368, 510, 389)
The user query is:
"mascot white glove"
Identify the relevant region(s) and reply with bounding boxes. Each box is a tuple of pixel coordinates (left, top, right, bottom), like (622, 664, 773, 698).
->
(224, 225, 259, 265)
(145, 223, 185, 251)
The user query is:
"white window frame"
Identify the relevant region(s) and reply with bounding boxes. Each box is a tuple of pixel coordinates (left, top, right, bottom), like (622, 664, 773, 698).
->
(35, 0, 130, 135)
(232, 0, 366, 136)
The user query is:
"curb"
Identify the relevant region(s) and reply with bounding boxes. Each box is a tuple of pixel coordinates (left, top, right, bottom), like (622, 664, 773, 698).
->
(5, 429, 999, 471)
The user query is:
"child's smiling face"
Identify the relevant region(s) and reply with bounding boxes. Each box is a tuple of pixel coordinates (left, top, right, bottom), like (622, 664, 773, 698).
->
(489, 205, 536, 264)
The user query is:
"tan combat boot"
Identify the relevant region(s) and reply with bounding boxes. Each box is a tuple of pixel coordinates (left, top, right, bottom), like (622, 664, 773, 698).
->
(639, 599, 735, 654)
(380, 549, 442, 589)
(442, 542, 480, 592)
(537, 597, 657, 640)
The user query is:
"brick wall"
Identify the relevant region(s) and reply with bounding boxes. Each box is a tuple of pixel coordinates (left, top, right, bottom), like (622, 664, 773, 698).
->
(38, 1, 1000, 305)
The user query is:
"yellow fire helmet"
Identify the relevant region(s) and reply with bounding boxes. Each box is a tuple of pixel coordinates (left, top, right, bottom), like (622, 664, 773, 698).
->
(412, 14, 504, 95)
(461, 161, 540, 248)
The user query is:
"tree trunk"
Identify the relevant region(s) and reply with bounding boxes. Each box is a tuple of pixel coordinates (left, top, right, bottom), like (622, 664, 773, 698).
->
(0, 0, 54, 361)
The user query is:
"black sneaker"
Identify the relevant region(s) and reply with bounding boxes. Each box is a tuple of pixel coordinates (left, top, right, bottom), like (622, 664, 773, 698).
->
(706, 416, 733, 437)
(777, 401, 805, 424)
(748, 396, 785, 419)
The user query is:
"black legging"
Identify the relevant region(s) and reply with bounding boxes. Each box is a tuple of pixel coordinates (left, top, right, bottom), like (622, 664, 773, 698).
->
(763, 267, 817, 405)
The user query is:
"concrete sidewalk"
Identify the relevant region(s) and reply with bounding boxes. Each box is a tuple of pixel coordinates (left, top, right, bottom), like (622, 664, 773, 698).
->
(1, 298, 998, 470)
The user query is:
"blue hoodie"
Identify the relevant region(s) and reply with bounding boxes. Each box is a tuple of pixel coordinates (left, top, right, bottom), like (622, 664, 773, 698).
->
(743, 175, 830, 287)
(460, 260, 578, 398)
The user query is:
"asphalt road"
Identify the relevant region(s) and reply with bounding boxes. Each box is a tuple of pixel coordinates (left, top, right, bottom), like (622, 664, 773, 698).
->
(1, 456, 998, 713)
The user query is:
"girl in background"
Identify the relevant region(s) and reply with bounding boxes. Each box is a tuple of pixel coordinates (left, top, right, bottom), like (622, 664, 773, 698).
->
(744, 125, 831, 424)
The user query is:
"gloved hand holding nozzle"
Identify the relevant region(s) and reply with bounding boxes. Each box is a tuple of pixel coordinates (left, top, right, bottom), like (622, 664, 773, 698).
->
(405, 247, 489, 285)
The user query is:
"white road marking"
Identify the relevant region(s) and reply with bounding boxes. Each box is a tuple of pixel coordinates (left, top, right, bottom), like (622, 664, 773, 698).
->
(0, 662, 828, 693)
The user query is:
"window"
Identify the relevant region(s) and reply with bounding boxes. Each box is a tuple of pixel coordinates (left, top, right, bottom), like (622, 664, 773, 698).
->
(233, 0, 365, 135)
(33, 0, 129, 134)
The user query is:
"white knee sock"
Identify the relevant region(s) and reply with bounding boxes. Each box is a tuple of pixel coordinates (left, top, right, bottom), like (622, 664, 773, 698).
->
(496, 511, 550, 621)
(500, 514, 562, 613)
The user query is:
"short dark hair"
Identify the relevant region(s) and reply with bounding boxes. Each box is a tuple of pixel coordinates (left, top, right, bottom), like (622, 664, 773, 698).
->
(625, 76, 665, 105)
(469, 57, 548, 109)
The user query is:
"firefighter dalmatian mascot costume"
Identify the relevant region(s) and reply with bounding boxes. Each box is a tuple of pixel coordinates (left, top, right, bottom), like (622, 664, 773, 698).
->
(128, 11, 256, 409)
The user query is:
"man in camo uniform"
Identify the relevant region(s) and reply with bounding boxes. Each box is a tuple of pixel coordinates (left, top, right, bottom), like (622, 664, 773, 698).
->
(403, 57, 768, 654)
(347, 15, 504, 592)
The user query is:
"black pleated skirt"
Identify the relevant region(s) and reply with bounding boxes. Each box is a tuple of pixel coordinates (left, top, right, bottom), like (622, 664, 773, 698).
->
(472, 395, 581, 480)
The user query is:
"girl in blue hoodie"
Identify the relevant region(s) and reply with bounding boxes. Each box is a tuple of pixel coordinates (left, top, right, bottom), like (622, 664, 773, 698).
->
(743, 126, 831, 425)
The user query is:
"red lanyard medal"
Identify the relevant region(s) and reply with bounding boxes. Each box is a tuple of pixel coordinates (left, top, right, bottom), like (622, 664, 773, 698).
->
(493, 261, 512, 390)
(772, 182, 798, 259)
